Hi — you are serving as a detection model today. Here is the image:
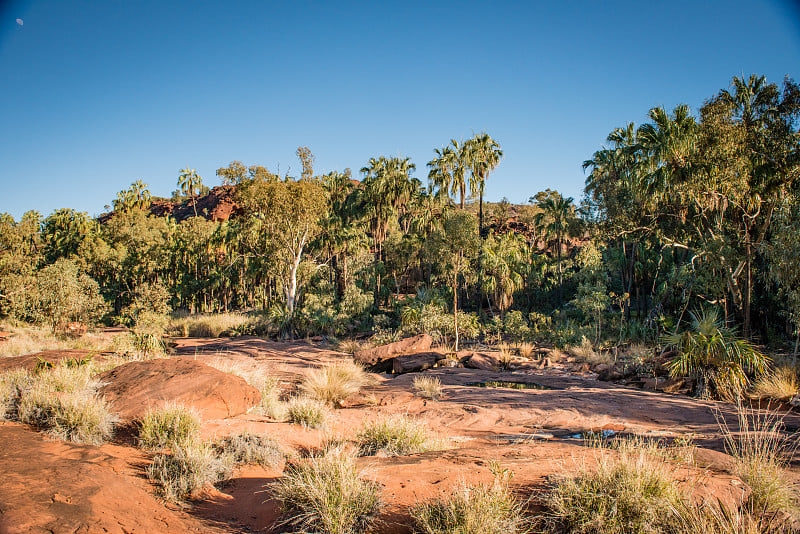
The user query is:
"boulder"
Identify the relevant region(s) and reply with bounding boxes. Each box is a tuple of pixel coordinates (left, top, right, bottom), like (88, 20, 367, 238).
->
(464, 352, 501, 371)
(392, 352, 445, 374)
(58, 322, 87, 339)
(354, 334, 433, 370)
(0, 331, 11, 342)
(641, 377, 688, 394)
(99, 358, 261, 422)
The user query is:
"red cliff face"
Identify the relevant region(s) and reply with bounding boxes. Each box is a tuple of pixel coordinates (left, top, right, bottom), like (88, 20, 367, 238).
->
(100, 185, 240, 224)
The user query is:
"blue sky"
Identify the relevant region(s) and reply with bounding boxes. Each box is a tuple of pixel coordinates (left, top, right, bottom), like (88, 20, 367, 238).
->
(0, 0, 798, 219)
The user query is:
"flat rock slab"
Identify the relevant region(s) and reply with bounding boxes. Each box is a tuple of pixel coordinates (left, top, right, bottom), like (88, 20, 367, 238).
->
(0, 350, 101, 373)
(99, 358, 260, 421)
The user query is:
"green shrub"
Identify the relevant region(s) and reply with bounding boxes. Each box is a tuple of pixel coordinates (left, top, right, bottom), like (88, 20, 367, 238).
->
(137, 403, 201, 449)
(357, 414, 434, 456)
(287, 397, 329, 429)
(272, 447, 382, 534)
(216, 430, 283, 468)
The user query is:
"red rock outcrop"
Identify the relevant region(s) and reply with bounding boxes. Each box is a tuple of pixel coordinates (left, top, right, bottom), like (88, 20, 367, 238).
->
(99, 358, 260, 421)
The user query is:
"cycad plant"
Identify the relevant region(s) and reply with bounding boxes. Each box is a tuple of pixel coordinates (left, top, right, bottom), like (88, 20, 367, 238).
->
(664, 308, 768, 399)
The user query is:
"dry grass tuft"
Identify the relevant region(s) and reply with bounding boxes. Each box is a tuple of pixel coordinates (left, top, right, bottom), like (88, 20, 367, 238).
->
(10, 363, 115, 444)
(566, 336, 612, 366)
(716, 403, 799, 516)
(147, 439, 232, 502)
(302, 361, 369, 407)
(169, 312, 250, 338)
(0, 324, 110, 357)
(216, 430, 284, 468)
(413, 375, 443, 400)
(336, 339, 368, 355)
(137, 403, 201, 450)
(751, 366, 799, 401)
(287, 397, 329, 429)
(411, 463, 527, 534)
(272, 446, 382, 534)
(517, 342, 536, 359)
(356, 414, 436, 456)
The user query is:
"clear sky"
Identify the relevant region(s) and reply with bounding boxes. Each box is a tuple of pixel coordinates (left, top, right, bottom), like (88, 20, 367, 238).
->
(1, 0, 799, 219)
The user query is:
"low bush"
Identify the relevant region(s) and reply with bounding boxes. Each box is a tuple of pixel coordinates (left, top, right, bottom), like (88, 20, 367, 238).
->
(0, 368, 31, 419)
(302, 361, 368, 407)
(566, 336, 612, 366)
(287, 397, 329, 429)
(412, 375, 443, 400)
(137, 403, 201, 450)
(147, 440, 232, 502)
(216, 430, 283, 468)
(272, 447, 382, 534)
(357, 414, 434, 456)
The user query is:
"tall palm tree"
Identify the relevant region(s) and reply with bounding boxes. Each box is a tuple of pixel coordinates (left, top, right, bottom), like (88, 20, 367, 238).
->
(465, 133, 503, 235)
(360, 155, 418, 305)
(178, 167, 203, 217)
(481, 233, 526, 316)
(535, 195, 576, 305)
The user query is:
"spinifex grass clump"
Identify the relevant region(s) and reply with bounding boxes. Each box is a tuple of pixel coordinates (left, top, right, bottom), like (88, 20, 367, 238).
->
(751, 365, 799, 402)
(356, 414, 434, 456)
(545, 449, 681, 534)
(11, 363, 115, 444)
(287, 396, 329, 429)
(411, 463, 527, 534)
(412, 375, 443, 400)
(717, 403, 799, 517)
(302, 360, 368, 407)
(272, 447, 382, 534)
(216, 430, 284, 468)
(137, 403, 201, 449)
(147, 439, 232, 502)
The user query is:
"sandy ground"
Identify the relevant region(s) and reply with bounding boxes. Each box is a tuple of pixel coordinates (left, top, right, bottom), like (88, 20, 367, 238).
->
(1, 335, 798, 533)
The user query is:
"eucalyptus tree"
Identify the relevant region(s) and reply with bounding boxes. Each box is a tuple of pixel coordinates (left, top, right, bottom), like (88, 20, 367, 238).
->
(428, 210, 481, 350)
(465, 132, 503, 235)
(178, 167, 203, 217)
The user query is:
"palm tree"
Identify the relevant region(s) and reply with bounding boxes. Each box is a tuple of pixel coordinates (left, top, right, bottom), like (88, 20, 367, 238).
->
(664, 307, 768, 398)
(178, 167, 203, 217)
(360, 156, 418, 305)
(465, 133, 503, 235)
(534, 194, 576, 305)
(481, 233, 526, 316)
(428, 140, 470, 209)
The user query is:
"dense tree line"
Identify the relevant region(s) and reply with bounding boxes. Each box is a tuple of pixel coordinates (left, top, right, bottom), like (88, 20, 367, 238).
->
(1, 75, 798, 354)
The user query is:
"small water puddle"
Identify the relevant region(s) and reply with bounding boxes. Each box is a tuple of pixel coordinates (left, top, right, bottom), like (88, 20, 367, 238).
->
(467, 380, 555, 390)
(567, 429, 619, 440)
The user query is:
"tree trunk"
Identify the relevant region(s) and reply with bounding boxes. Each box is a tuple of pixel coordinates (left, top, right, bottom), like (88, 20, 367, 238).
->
(557, 232, 563, 306)
(459, 183, 465, 210)
(453, 282, 459, 352)
(744, 238, 752, 339)
(478, 182, 484, 237)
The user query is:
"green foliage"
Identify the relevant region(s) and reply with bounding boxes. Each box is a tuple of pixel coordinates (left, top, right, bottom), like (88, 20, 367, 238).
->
(664, 308, 768, 398)
(6, 258, 107, 330)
